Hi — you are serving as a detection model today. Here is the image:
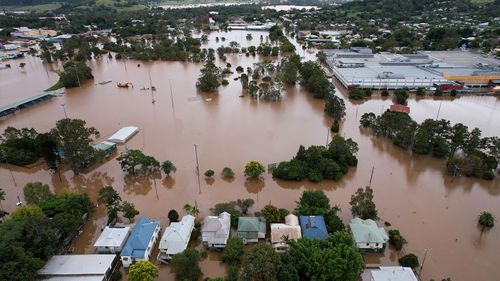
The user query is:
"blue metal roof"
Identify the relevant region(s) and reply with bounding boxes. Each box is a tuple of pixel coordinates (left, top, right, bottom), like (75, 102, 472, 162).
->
(299, 215, 328, 240)
(121, 216, 160, 258)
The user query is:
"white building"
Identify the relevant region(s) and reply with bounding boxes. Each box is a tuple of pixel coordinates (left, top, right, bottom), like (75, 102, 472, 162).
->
(270, 214, 302, 252)
(370, 266, 418, 281)
(349, 218, 389, 252)
(38, 254, 117, 281)
(158, 215, 195, 262)
(202, 212, 231, 249)
(93, 226, 131, 254)
(107, 126, 139, 143)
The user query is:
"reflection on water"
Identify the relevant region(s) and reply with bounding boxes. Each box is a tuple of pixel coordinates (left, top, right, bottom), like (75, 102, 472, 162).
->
(0, 30, 499, 281)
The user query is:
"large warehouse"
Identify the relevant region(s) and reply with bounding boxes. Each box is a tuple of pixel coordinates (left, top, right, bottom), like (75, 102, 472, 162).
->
(326, 50, 500, 91)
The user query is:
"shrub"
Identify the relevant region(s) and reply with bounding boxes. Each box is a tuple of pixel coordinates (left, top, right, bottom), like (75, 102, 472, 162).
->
(398, 253, 419, 269)
(168, 209, 179, 223)
(221, 167, 235, 178)
(205, 169, 215, 178)
(388, 229, 406, 250)
(381, 90, 389, 97)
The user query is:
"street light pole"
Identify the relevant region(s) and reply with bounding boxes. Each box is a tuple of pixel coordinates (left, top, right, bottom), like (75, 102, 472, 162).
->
(420, 248, 432, 276)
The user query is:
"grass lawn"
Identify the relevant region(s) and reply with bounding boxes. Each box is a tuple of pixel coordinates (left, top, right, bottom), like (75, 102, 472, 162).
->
(0, 3, 61, 12)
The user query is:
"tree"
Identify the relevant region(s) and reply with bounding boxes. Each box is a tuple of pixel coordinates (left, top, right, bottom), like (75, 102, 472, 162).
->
(59, 61, 93, 88)
(10, 205, 45, 221)
(121, 201, 139, 222)
(244, 161, 265, 179)
(171, 249, 202, 281)
(394, 89, 409, 105)
(98, 186, 122, 224)
(221, 237, 245, 265)
(399, 253, 419, 269)
(23, 182, 53, 205)
(184, 203, 199, 217)
(205, 169, 215, 178)
(388, 229, 406, 250)
(240, 73, 249, 90)
(350, 186, 379, 220)
(360, 113, 377, 127)
(196, 58, 221, 92)
(324, 93, 346, 120)
(478, 211, 495, 231)
(212, 201, 242, 226)
(295, 190, 331, 215)
(161, 160, 176, 176)
(261, 205, 289, 223)
(287, 232, 364, 281)
(236, 198, 254, 215)
(127, 260, 158, 281)
(117, 150, 160, 176)
(168, 209, 179, 223)
(221, 167, 235, 178)
(51, 118, 99, 174)
(240, 244, 281, 281)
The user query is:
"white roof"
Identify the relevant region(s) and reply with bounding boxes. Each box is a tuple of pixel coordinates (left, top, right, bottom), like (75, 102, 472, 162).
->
(107, 126, 139, 143)
(371, 267, 418, 281)
(38, 255, 116, 277)
(270, 223, 302, 244)
(159, 215, 195, 255)
(94, 226, 130, 248)
(202, 212, 231, 245)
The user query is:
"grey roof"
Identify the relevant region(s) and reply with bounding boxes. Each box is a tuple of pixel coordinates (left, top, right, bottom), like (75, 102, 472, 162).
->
(94, 226, 130, 248)
(349, 218, 389, 244)
(38, 255, 116, 277)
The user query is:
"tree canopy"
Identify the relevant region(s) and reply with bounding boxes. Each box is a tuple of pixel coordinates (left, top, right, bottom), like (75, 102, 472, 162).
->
(127, 260, 158, 281)
(349, 186, 379, 220)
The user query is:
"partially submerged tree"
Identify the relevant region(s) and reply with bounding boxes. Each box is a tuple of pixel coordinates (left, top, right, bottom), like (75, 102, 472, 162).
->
(117, 150, 160, 176)
(236, 198, 255, 215)
(161, 160, 176, 177)
(204, 169, 215, 178)
(221, 167, 235, 178)
(171, 249, 202, 281)
(51, 118, 99, 174)
(244, 161, 265, 179)
(221, 237, 245, 265)
(184, 203, 200, 218)
(98, 186, 121, 224)
(121, 201, 139, 222)
(23, 182, 53, 205)
(168, 209, 179, 223)
(478, 211, 496, 231)
(196, 58, 221, 92)
(398, 253, 419, 269)
(349, 186, 379, 220)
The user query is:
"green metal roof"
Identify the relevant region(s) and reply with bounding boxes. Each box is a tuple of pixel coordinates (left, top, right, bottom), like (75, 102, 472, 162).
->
(238, 217, 260, 232)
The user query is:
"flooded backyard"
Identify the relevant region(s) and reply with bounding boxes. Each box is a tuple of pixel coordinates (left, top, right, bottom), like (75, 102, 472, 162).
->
(0, 30, 499, 281)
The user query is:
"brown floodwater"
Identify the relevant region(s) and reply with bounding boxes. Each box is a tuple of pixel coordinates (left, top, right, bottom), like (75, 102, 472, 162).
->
(0, 31, 499, 281)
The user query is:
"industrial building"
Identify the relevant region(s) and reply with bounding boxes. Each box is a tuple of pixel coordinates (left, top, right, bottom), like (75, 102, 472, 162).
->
(326, 50, 500, 91)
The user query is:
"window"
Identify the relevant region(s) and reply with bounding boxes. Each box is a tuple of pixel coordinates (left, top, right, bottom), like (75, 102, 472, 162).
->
(366, 243, 369, 246)
(376, 243, 379, 247)
(123, 257, 128, 261)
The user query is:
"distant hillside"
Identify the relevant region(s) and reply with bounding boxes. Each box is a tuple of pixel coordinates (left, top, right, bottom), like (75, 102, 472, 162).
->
(0, 0, 78, 5)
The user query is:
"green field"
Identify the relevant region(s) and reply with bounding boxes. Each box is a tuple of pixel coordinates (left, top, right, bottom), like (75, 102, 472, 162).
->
(470, 0, 494, 4)
(0, 3, 61, 12)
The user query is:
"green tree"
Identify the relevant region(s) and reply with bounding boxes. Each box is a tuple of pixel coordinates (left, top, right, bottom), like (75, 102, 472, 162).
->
(121, 201, 139, 222)
(117, 150, 160, 176)
(261, 205, 289, 223)
(23, 182, 53, 205)
(350, 186, 378, 220)
(127, 260, 158, 281)
(478, 211, 495, 231)
(236, 198, 255, 215)
(196, 58, 221, 92)
(98, 186, 122, 224)
(0, 188, 5, 213)
(221, 237, 245, 265)
(205, 169, 215, 178)
(221, 167, 235, 178)
(161, 160, 176, 176)
(171, 249, 202, 281)
(287, 232, 364, 281)
(240, 73, 249, 90)
(51, 118, 99, 174)
(212, 201, 242, 226)
(398, 253, 419, 269)
(388, 229, 406, 250)
(59, 61, 93, 88)
(168, 209, 179, 223)
(240, 244, 281, 281)
(394, 89, 409, 105)
(244, 161, 265, 179)
(184, 203, 200, 218)
(324, 93, 346, 120)
(10, 205, 45, 221)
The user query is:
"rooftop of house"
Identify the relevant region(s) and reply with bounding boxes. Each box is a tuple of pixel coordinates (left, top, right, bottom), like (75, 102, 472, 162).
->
(349, 218, 389, 244)
(299, 215, 328, 240)
(121, 216, 160, 258)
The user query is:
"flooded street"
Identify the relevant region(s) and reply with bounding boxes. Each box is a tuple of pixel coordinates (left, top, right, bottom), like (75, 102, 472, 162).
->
(0, 31, 499, 281)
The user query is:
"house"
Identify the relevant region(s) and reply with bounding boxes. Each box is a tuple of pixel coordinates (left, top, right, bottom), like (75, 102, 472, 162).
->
(158, 215, 195, 263)
(299, 215, 328, 240)
(237, 217, 266, 244)
(349, 218, 389, 252)
(202, 212, 231, 249)
(94, 226, 131, 254)
(120, 216, 161, 267)
(369, 266, 418, 281)
(270, 214, 302, 252)
(38, 254, 117, 281)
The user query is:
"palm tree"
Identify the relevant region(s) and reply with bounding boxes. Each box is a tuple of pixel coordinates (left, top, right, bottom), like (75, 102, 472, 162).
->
(478, 211, 496, 232)
(183, 203, 199, 218)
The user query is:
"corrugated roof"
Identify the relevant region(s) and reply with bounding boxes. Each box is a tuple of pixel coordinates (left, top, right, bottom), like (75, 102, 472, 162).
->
(371, 266, 418, 281)
(159, 215, 195, 255)
(299, 216, 328, 240)
(121, 216, 160, 258)
(94, 226, 130, 248)
(238, 217, 260, 232)
(38, 255, 116, 276)
(349, 218, 389, 244)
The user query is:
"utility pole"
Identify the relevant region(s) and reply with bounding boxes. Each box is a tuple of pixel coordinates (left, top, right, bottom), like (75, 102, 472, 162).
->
(194, 144, 200, 173)
(326, 128, 330, 147)
(420, 248, 432, 276)
(1, 150, 17, 187)
(436, 101, 443, 120)
(149, 70, 155, 104)
(169, 79, 175, 112)
(61, 103, 68, 118)
(369, 166, 375, 186)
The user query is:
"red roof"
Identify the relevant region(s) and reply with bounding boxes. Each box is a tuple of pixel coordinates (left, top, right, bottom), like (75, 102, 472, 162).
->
(390, 104, 410, 114)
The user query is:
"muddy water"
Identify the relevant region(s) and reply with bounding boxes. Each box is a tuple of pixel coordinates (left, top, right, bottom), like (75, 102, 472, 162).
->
(0, 31, 499, 281)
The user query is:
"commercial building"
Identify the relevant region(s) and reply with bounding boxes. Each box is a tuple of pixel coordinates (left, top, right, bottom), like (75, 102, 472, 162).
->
(38, 254, 117, 281)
